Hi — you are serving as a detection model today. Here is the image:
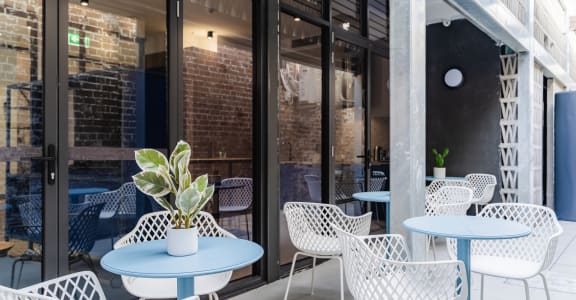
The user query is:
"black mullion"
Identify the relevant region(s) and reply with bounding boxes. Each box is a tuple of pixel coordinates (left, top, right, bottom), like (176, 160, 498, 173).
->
(280, 5, 330, 27)
(361, 0, 369, 37)
(321, 1, 334, 204)
(168, 0, 182, 149)
(364, 47, 372, 191)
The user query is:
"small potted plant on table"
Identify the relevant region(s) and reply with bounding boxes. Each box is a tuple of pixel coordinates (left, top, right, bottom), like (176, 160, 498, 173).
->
(132, 140, 214, 256)
(432, 147, 449, 179)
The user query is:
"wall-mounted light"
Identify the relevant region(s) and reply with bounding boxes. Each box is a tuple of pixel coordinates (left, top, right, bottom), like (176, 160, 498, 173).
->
(80, 0, 89, 6)
(294, 17, 301, 22)
(342, 22, 350, 31)
(207, 31, 214, 40)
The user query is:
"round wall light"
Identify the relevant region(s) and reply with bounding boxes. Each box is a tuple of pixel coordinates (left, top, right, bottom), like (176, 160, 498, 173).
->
(443, 68, 464, 88)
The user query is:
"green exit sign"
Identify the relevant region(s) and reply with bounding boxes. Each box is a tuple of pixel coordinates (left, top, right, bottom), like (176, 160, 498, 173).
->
(68, 32, 90, 48)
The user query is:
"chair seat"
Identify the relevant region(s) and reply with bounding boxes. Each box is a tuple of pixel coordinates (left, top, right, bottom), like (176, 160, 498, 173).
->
(124, 273, 231, 298)
(297, 234, 340, 256)
(366, 274, 460, 300)
(219, 205, 250, 212)
(471, 255, 542, 279)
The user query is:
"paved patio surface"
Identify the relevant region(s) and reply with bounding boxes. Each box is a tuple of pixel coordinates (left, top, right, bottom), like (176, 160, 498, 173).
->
(232, 221, 576, 300)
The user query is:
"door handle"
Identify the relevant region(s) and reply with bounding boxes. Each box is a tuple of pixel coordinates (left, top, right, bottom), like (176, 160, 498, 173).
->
(32, 144, 56, 185)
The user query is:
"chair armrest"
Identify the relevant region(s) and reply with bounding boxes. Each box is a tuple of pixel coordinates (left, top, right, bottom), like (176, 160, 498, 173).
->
(20, 271, 106, 300)
(339, 211, 372, 236)
(542, 226, 564, 270)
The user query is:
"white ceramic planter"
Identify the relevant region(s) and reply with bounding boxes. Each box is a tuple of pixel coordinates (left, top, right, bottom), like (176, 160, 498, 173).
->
(433, 167, 446, 179)
(166, 227, 198, 256)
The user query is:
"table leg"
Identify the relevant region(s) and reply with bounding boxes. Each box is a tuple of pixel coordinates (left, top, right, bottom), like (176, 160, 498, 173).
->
(177, 277, 195, 300)
(385, 202, 390, 234)
(456, 239, 471, 300)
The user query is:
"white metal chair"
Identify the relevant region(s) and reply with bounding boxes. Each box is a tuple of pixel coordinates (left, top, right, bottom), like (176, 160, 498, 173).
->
(426, 179, 472, 195)
(114, 211, 235, 300)
(282, 202, 372, 300)
(464, 173, 497, 214)
(334, 227, 468, 300)
(425, 186, 473, 259)
(0, 271, 106, 300)
(448, 203, 563, 300)
(218, 177, 253, 239)
(85, 189, 123, 246)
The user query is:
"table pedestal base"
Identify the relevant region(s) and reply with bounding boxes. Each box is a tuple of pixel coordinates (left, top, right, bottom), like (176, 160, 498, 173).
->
(177, 277, 195, 300)
(456, 239, 471, 300)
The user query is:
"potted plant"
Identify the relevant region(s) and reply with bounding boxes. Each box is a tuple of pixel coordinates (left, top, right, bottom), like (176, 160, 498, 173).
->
(432, 148, 449, 179)
(132, 140, 214, 256)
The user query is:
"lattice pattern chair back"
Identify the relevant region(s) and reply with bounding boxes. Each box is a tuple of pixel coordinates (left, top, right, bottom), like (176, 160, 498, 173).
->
(17, 197, 43, 244)
(219, 178, 253, 210)
(68, 203, 105, 257)
(85, 190, 122, 219)
(118, 182, 137, 215)
(0, 285, 56, 300)
(470, 204, 561, 266)
(114, 211, 234, 299)
(426, 179, 472, 195)
(283, 202, 371, 255)
(19, 271, 106, 300)
(368, 177, 386, 192)
(464, 173, 496, 205)
(425, 186, 473, 216)
(335, 227, 467, 300)
(335, 182, 362, 203)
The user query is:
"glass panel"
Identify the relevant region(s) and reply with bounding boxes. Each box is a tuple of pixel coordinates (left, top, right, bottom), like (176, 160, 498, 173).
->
(0, 0, 44, 287)
(281, 0, 323, 17)
(332, 0, 362, 33)
(183, 0, 254, 280)
(369, 0, 389, 50)
(334, 40, 366, 215)
(369, 54, 390, 231)
(279, 13, 322, 265)
(67, 1, 167, 297)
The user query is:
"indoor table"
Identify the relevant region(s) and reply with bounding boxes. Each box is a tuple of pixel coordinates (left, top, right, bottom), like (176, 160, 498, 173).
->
(425, 176, 466, 182)
(101, 237, 263, 300)
(352, 191, 390, 233)
(403, 215, 531, 300)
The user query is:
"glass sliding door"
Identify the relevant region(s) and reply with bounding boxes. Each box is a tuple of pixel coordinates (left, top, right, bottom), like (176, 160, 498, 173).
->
(278, 13, 323, 265)
(66, 1, 167, 297)
(0, 0, 46, 287)
(182, 0, 254, 279)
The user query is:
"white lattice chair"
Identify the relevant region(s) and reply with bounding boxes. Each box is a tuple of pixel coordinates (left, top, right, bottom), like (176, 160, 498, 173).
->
(426, 179, 472, 195)
(118, 182, 137, 216)
(334, 227, 468, 300)
(218, 177, 253, 239)
(114, 211, 235, 300)
(464, 173, 497, 214)
(447, 203, 563, 300)
(425, 186, 473, 259)
(282, 202, 372, 300)
(85, 189, 123, 246)
(0, 271, 106, 300)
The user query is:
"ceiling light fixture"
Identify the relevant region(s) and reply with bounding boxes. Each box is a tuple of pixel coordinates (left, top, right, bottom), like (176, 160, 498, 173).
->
(294, 17, 301, 22)
(207, 31, 214, 40)
(80, 0, 89, 6)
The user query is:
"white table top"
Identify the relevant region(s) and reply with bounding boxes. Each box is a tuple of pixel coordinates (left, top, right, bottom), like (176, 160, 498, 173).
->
(101, 237, 263, 278)
(403, 216, 531, 240)
(352, 191, 390, 203)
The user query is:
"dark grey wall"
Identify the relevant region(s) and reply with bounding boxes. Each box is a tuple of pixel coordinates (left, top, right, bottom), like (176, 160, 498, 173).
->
(426, 20, 501, 196)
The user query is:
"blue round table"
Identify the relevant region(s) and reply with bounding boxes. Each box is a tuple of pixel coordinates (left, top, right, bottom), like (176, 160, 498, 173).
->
(352, 191, 390, 233)
(425, 176, 466, 182)
(403, 216, 531, 300)
(101, 237, 263, 299)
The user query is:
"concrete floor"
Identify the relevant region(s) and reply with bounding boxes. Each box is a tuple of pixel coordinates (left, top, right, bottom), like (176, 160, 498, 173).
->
(231, 221, 576, 300)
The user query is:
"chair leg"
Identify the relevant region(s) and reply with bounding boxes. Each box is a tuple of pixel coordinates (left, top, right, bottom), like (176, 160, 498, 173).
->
(522, 279, 531, 300)
(539, 273, 551, 300)
(335, 256, 344, 300)
(475, 204, 480, 215)
(212, 293, 219, 300)
(283, 252, 300, 300)
(10, 258, 24, 288)
(245, 213, 250, 240)
(310, 257, 316, 295)
(480, 274, 485, 300)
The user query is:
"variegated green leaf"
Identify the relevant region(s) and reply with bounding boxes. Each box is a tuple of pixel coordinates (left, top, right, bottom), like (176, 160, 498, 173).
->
(175, 150, 191, 178)
(169, 140, 190, 172)
(132, 171, 171, 198)
(135, 149, 169, 172)
(153, 196, 174, 214)
(178, 171, 191, 193)
(176, 186, 200, 215)
(195, 174, 208, 193)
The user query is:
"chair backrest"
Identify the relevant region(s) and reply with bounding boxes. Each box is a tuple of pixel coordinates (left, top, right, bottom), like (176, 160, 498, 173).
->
(368, 176, 386, 192)
(464, 173, 497, 204)
(335, 181, 362, 203)
(68, 203, 105, 256)
(472, 203, 563, 268)
(218, 178, 253, 209)
(114, 211, 234, 249)
(19, 271, 106, 300)
(85, 190, 122, 219)
(426, 179, 472, 195)
(0, 285, 56, 300)
(303, 175, 322, 202)
(118, 182, 137, 215)
(335, 228, 467, 300)
(283, 202, 371, 253)
(425, 186, 473, 216)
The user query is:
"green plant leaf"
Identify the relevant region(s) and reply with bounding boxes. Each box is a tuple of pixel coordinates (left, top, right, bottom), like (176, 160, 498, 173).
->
(153, 196, 174, 214)
(443, 148, 450, 157)
(175, 150, 191, 180)
(176, 185, 200, 216)
(135, 149, 169, 172)
(195, 174, 208, 193)
(178, 171, 191, 193)
(169, 140, 190, 173)
(132, 171, 171, 198)
(432, 148, 438, 156)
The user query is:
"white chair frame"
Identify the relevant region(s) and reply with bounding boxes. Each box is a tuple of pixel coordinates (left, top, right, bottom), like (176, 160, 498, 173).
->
(464, 173, 497, 214)
(282, 202, 372, 300)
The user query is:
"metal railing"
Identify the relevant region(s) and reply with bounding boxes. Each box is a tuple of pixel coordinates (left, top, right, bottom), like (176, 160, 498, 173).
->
(499, 0, 528, 26)
(534, 0, 567, 68)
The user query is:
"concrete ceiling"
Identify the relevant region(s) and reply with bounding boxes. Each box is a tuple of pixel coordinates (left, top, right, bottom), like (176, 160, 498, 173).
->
(426, 0, 465, 26)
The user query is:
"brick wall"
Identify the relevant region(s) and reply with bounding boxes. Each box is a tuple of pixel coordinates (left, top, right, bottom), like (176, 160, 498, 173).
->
(183, 44, 253, 178)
